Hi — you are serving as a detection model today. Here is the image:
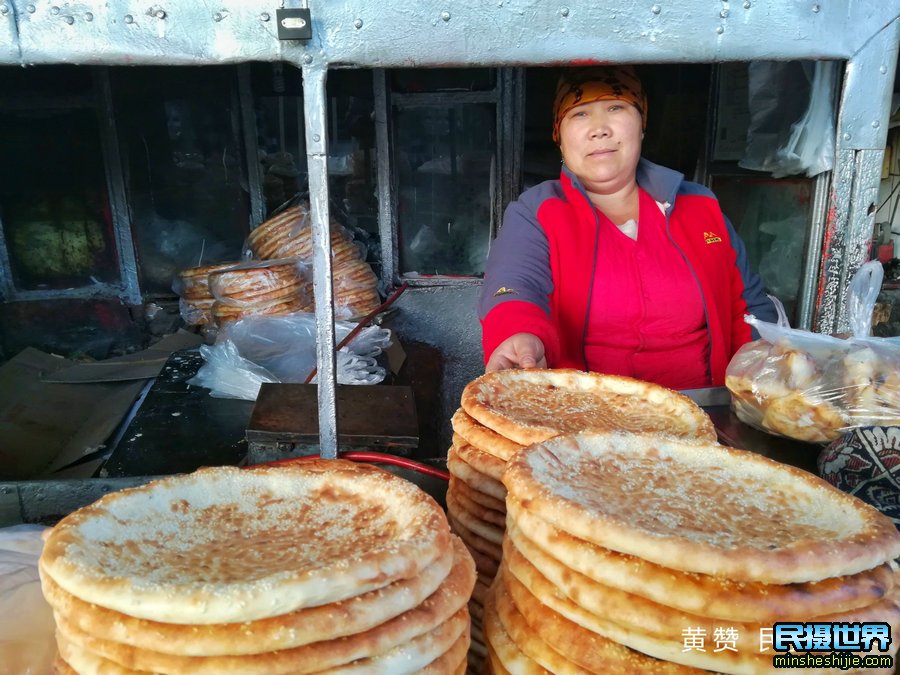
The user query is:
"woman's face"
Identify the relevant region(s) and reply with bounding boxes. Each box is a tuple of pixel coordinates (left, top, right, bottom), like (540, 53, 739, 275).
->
(558, 99, 643, 195)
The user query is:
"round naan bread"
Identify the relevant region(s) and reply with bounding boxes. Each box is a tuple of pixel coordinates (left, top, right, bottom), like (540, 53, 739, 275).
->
(447, 446, 507, 502)
(503, 529, 900, 654)
(461, 369, 716, 446)
(451, 408, 525, 462)
(482, 581, 541, 675)
(40, 461, 451, 624)
(502, 432, 900, 583)
(506, 497, 896, 622)
(494, 563, 697, 675)
(452, 434, 507, 482)
(40, 538, 464, 657)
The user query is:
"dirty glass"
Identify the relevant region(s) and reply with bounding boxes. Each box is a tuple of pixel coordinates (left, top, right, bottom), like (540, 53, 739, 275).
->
(390, 68, 495, 93)
(0, 72, 120, 291)
(250, 65, 379, 262)
(712, 175, 812, 321)
(394, 103, 494, 276)
(110, 66, 250, 295)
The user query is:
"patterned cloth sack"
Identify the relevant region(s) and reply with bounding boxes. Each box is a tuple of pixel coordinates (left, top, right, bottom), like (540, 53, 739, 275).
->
(818, 426, 900, 529)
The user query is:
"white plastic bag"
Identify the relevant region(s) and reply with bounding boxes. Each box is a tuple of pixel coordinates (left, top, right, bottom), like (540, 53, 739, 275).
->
(190, 341, 280, 401)
(0, 525, 55, 675)
(771, 61, 837, 178)
(187, 313, 392, 400)
(726, 261, 900, 442)
(739, 61, 836, 179)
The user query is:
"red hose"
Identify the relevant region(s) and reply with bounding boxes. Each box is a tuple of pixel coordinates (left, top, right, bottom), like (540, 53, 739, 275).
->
(248, 450, 450, 481)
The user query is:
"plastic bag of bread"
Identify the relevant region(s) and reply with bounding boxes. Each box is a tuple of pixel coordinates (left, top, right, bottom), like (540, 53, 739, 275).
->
(173, 260, 244, 326)
(726, 261, 900, 443)
(207, 258, 314, 326)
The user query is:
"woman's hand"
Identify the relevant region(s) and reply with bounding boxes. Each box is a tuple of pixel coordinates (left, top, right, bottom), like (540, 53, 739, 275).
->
(486, 333, 547, 372)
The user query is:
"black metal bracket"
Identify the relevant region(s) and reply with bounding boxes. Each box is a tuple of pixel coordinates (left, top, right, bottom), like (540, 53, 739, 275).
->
(275, 8, 312, 41)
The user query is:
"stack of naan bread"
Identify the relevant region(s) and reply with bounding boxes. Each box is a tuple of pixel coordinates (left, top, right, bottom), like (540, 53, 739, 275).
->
(40, 461, 475, 674)
(175, 202, 380, 329)
(177, 261, 244, 327)
(248, 203, 381, 318)
(207, 259, 314, 326)
(486, 430, 900, 674)
(446, 369, 717, 669)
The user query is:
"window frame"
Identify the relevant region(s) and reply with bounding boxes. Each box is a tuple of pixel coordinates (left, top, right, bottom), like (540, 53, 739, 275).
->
(373, 67, 523, 288)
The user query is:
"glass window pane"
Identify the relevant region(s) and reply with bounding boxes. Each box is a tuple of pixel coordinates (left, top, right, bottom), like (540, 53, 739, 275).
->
(0, 107, 119, 290)
(111, 67, 250, 295)
(0, 64, 92, 97)
(395, 103, 494, 276)
(250, 65, 379, 263)
(251, 63, 307, 215)
(711, 175, 813, 322)
(391, 68, 495, 93)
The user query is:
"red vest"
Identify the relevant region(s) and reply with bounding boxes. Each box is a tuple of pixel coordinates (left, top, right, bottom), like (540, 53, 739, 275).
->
(583, 188, 710, 390)
(481, 168, 755, 386)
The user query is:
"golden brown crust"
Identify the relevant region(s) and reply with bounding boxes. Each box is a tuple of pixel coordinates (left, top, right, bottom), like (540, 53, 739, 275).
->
(418, 632, 471, 675)
(449, 476, 506, 514)
(451, 408, 525, 462)
(501, 542, 772, 673)
(448, 513, 503, 564)
(40, 539, 461, 656)
(502, 432, 900, 583)
(446, 490, 504, 545)
(761, 392, 847, 443)
(55, 578, 473, 675)
(40, 462, 452, 624)
(447, 446, 506, 502)
(493, 572, 585, 674)
(482, 580, 549, 675)
(496, 563, 699, 675)
(52, 653, 77, 675)
(447, 482, 505, 528)
(208, 261, 301, 296)
(461, 369, 717, 446)
(507, 498, 896, 622)
(452, 435, 507, 482)
(248, 206, 309, 247)
(502, 531, 766, 651)
(56, 608, 472, 675)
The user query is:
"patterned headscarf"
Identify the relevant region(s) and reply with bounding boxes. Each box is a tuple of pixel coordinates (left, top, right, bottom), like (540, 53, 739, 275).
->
(552, 65, 648, 143)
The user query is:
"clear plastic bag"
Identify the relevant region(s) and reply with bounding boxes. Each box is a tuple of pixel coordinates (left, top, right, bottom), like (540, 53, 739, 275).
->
(187, 313, 392, 400)
(725, 261, 900, 443)
(173, 260, 245, 327)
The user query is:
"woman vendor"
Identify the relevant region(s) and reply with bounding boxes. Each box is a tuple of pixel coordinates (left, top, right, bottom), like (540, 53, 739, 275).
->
(479, 65, 777, 390)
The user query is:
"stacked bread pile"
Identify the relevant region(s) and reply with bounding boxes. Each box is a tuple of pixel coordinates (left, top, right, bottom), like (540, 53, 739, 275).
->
(176, 261, 243, 326)
(446, 369, 717, 668)
(40, 461, 475, 674)
(485, 431, 900, 674)
(248, 203, 381, 318)
(207, 259, 313, 326)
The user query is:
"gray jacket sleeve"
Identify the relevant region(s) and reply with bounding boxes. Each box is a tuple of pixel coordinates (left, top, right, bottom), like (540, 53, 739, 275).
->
(479, 194, 554, 319)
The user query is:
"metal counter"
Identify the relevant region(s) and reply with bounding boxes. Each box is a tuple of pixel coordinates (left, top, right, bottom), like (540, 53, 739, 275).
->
(0, 379, 824, 526)
(684, 387, 821, 475)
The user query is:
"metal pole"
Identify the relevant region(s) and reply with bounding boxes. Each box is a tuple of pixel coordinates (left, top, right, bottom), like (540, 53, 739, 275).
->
(301, 64, 339, 459)
(237, 64, 266, 227)
(796, 170, 829, 330)
(95, 66, 142, 305)
(813, 19, 899, 333)
(373, 69, 398, 287)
